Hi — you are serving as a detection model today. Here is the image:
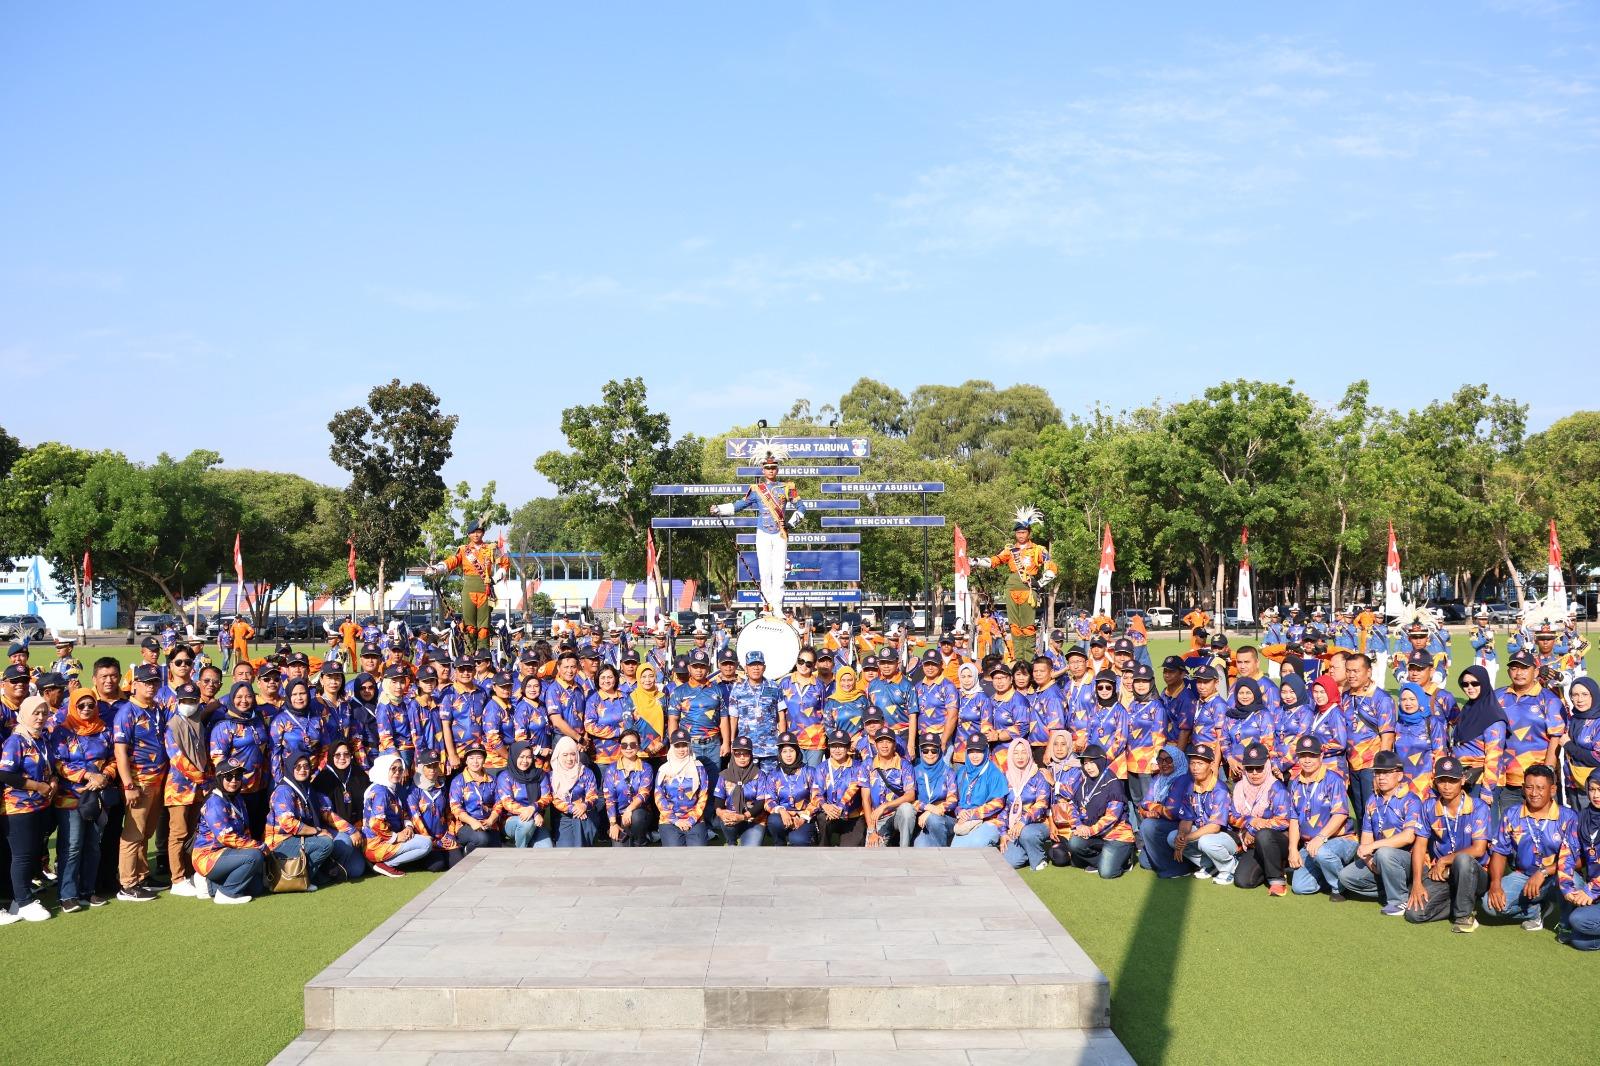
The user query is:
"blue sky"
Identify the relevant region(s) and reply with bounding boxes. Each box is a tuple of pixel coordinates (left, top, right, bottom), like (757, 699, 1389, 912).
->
(3, 2, 1597, 505)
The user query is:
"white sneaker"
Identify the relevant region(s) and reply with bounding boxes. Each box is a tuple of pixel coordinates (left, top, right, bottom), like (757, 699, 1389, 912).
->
(1192, 868, 1213, 880)
(17, 901, 52, 922)
(168, 879, 196, 898)
(1034, 860, 1049, 871)
(1212, 873, 1235, 887)
(192, 873, 210, 897)
(0, 910, 20, 926)
(213, 892, 252, 906)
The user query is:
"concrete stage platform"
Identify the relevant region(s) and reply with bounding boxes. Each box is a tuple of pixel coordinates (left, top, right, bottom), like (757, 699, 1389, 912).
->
(274, 848, 1132, 1065)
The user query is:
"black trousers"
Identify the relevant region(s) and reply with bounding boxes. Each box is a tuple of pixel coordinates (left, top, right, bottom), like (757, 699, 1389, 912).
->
(1233, 828, 1289, 889)
(95, 799, 127, 898)
(455, 826, 502, 855)
(612, 807, 657, 847)
(818, 814, 866, 847)
(1405, 855, 1488, 923)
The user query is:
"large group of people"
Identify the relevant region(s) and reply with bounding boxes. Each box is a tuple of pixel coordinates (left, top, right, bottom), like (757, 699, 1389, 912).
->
(1, 612, 1596, 953)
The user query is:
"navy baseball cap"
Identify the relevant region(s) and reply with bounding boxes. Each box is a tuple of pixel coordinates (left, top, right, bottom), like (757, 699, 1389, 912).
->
(672, 655, 690, 673)
(173, 682, 200, 701)
(1371, 751, 1403, 773)
(1067, 644, 1089, 660)
(360, 643, 382, 657)
(744, 650, 765, 666)
(140, 636, 161, 651)
(1433, 755, 1465, 781)
(37, 673, 67, 691)
(132, 664, 161, 684)
(826, 729, 851, 748)
(1186, 742, 1216, 762)
(1508, 650, 1535, 668)
(731, 735, 753, 753)
(1192, 664, 1219, 682)
(669, 727, 691, 745)
(491, 671, 514, 688)
(1131, 663, 1154, 681)
(1241, 743, 1270, 769)
(717, 649, 737, 665)
(918, 735, 942, 752)
(382, 665, 408, 680)
(1406, 650, 1432, 668)
(1161, 655, 1186, 671)
(776, 731, 800, 749)
(1293, 735, 1321, 758)
(688, 649, 710, 667)
(2, 664, 29, 683)
(921, 649, 942, 665)
(320, 660, 345, 676)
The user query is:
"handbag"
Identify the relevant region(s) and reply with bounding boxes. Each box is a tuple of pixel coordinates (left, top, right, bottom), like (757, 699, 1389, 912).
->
(266, 842, 312, 893)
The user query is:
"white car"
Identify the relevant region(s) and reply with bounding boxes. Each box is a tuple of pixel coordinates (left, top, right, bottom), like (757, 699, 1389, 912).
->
(1146, 607, 1175, 628)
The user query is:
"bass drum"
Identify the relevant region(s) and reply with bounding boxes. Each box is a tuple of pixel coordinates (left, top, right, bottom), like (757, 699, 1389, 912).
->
(735, 615, 801, 677)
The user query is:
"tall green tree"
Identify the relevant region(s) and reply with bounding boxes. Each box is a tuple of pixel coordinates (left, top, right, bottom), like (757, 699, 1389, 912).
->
(534, 377, 702, 575)
(1525, 411, 1600, 579)
(0, 442, 108, 575)
(1298, 381, 1395, 610)
(208, 469, 345, 624)
(905, 381, 1061, 484)
(838, 378, 909, 438)
(328, 379, 458, 618)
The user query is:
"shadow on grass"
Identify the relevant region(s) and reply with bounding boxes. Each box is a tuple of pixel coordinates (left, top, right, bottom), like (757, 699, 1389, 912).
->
(1111, 874, 1195, 1066)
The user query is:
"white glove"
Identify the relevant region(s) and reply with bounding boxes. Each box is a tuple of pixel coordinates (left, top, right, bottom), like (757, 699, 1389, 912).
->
(971, 558, 992, 570)
(788, 510, 803, 528)
(1036, 570, 1056, 587)
(423, 564, 443, 578)
(709, 503, 734, 517)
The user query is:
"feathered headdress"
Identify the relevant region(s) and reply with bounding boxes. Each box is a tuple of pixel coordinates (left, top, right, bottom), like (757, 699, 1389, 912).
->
(1012, 505, 1044, 532)
(750, 435, 790, 466)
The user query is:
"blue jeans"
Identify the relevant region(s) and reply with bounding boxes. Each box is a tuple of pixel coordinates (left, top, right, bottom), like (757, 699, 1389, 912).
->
(1347, 769, 1374, 828)
(1062, 835, 1134, 879)
(691, 739, 723, 786)
(386, 834, 434, 867)
(457, 826, 503, 854)
(1483, 869, 1558, 922)
(871, 804, 918, 848)
(766, 812, 816, 846)
(272, 835, 335, 884)
(333, 831, 367, 878)
(800, 749, 825, 768)
(716, 816, 766, 847)
(660, 819, 709, 846)
(1290, 836, 1357, 895)
(1003, 823, 1050, 868)
(1169, 829, 1238, 878)
(1560, 900, 1600, 950)
(913, 812, 953, 848)
(1138, 818, 1185, 876)
(56, 806, 101, 902)
(205, 848, 266, 898)
(1337, 846, 1412, 904)
(951, 822, 1001, 849)
(552, 810, 597, 848)
(504, 814, 549, 848)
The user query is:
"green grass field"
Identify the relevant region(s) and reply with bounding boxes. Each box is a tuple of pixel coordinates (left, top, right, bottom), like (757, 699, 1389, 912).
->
(10, 625, 1590, 1065)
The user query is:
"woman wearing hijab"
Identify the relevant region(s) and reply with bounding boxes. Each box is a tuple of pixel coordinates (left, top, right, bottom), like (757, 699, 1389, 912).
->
(1450, 664, 1506, 806)
(910, 735, 956, 848)
(584, 664, 632, 768)
(1557, 774, 1600, 949)
(1052, 743, 1136, 878)
(1228, 742, 1292, 894)
(602, 729, 655, 846)
(825, 666, 869, 743)
(0, 696, 56, 921)
(498, 740, 552, 847)
(270, 678, 326, 784)
(1123, 665, 1166, 829)
(1221, 678, 1276, 782)
(1395, 682, 1446, 795)
(713, 736, 768, 846)
(1000, 737, 1050, 869)
(266, 754, 348, 888)
(547, 734, 601, 847)
(1305, 675, 1350, 781)
(950, 728, 1008, 850)
(188, 758, 266, 904)
(512, 675, 553, 764)
(1274, 676, 1313, 778)
(408, 756, 463, 870)
(162, 682, 213, 897)
(50, 686, 115, 912)
(362, 752, 432, 876)
(628, 666, 668, 759)
(762, 731, 818, 846)
(1135, 744, 1192, 877)
(1081, 671, 1131, 781)
(310, 739, 368, 878)
(954, 663, 992, 765)
(209, 681, 272, 839)
(656, 728, 711, 846)
(345, 672, 382, 769)
(1563, 677, 1600, 808)
(450, 742, 504, 853)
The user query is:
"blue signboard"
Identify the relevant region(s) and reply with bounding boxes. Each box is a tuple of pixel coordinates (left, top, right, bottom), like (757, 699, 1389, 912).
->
(821, 515, 947, 528)
(650, 517, 755, 529)
(651, 484, 747, 496)
(820, 481, 945, 494)
(738, 551, 860, 583)
(735, 465, 861, 477)
(725, 437, 871, 460)
(734, 589, 863, 606)
(736, 532, 860, 545)
(796, 499, 860, 511)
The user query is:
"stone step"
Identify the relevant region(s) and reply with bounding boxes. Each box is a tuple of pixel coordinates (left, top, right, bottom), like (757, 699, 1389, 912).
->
(272, 1026, 1136, 1065)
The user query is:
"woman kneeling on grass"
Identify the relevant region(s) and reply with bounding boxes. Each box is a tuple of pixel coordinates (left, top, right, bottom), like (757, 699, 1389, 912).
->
(363, 753, 431, 877)
(310, 739, 368, 879)
(498, 741, 551, 847)
(191, 757, 266, 905)
(1228, 742, 1291, 895)
(1053, 744, 1136, 878)
(266, 754, 355, 890)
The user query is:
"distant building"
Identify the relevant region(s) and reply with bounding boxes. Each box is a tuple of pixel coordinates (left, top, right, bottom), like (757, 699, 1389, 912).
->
(0, 556, 119, 635)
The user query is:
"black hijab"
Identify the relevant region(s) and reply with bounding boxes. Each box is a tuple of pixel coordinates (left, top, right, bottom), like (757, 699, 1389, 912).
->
(311, 742, 370, 826)
(1093, 671, 1119, 708)
(1563, 678, 1600, 771)
(505, 741, 543, 786)
(1227, 678, 1262, 720)
(1452, 665, 1504, 746)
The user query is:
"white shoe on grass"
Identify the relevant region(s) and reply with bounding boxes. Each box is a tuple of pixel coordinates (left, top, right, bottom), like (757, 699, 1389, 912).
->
(1212, 873, 1235, 886)
(213, 892, 252, 906)
(192, 873, 210, 897)
(17, 901, 51, 922)
(1192, 868, 1213, 880)
(168, 879, 196, 898)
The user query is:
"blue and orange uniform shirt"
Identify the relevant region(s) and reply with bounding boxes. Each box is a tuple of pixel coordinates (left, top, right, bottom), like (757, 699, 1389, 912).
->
(1288, 767, 1353, 841)
(867, 674, 915, 741)
(264, 779, 323, 849)
(955, 766, 1006, 829)
(51, 723, 114, 810)
(761, 762, 818, 816)
(1565, 712, 1600, 794)
(512, 696, 552, 754)
(778, 674, 828, 752)
(1068, 773, 1135, 843)
(449, 770, 502, 826)
(601, 762, 651, 821)
(1393, 705, 1446, 794)
(864, 752, 916, 812)
(209, 711, 270, 794)
(1179, 778, 1231, 831)
(548, 764, 599, 818)
(407, 782, 457, 848)
(654, 762, 709, 822)
(987, 690, 1030, 749)
(497, 767, 550, 821)
(1226, 780, 1290, 837)
(482, 694, 512, 770)
(191, 789, 258, 876)
(1158, 684, 1194, 741)
(1558, 810, 1600, 900)
(376, 698, 414, 765)
(1081, 705, 1130, 779)
(584, 691, 633, 766)
(163, 719, 212, 806)
(362, 782, 412, 862)
(1006, 769, 1050, 833)
(1025, 683, 1066, 746)
(826, 691, 869, 741)
(270, 709, 326, 783)
(1222, 707, 1276, 768)
(1190, 693, 1229, 749)
(1305, 703, 1351, 778)
(1495, 686, 1565, 788)
(0, 730, 52, 814)
(405, 695, 447, 767)
(1125, 698, 1166, 776)
(819, 755, 865, 817)
(671, 680, 723, 745)
(912, 759, 955, 813)
(1362, 788, 1425, 843)
(112, 698, 169, 787)
(1062, 675, 1095, 734)
(954, 689, 992, 761)
(914, 676, 958, 741)
(1493, 800, 1577, 878)
(1420, 793, 1491, 866)
(1342, 684, 1396, 772)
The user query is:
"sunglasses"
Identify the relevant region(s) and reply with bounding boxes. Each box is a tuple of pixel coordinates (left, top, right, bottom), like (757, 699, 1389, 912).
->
(172, 659, 193, 666)
(1461, 680, 1481, 688)
(798, 659, 815, 666)
(619, 742, 640, 750)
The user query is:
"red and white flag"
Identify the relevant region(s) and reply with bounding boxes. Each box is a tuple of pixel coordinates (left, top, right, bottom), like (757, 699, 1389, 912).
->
(645, 528, 662, 626)
(81, 548, 93, 610)
(1548, 520, 1568, 617)
(953, 525, 971, 628)
(1093, 524, 1114, 617)
(1384, 522, 1404, 619)
(1236, 528, 1255, 624)
(233, 531, 245, 613)
(346, 538, 358, 588)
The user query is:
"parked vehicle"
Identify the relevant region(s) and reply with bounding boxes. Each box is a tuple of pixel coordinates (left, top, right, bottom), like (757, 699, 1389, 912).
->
(910, 607, 930, 632)
(0, 614, 48, 642)
(1115, 608, 1150, 630)
(1480, 602, 1516, 624)
(1145, 607, 1175, 628)
(134, 613, 178, 636)
(884, 609, 911, 634)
